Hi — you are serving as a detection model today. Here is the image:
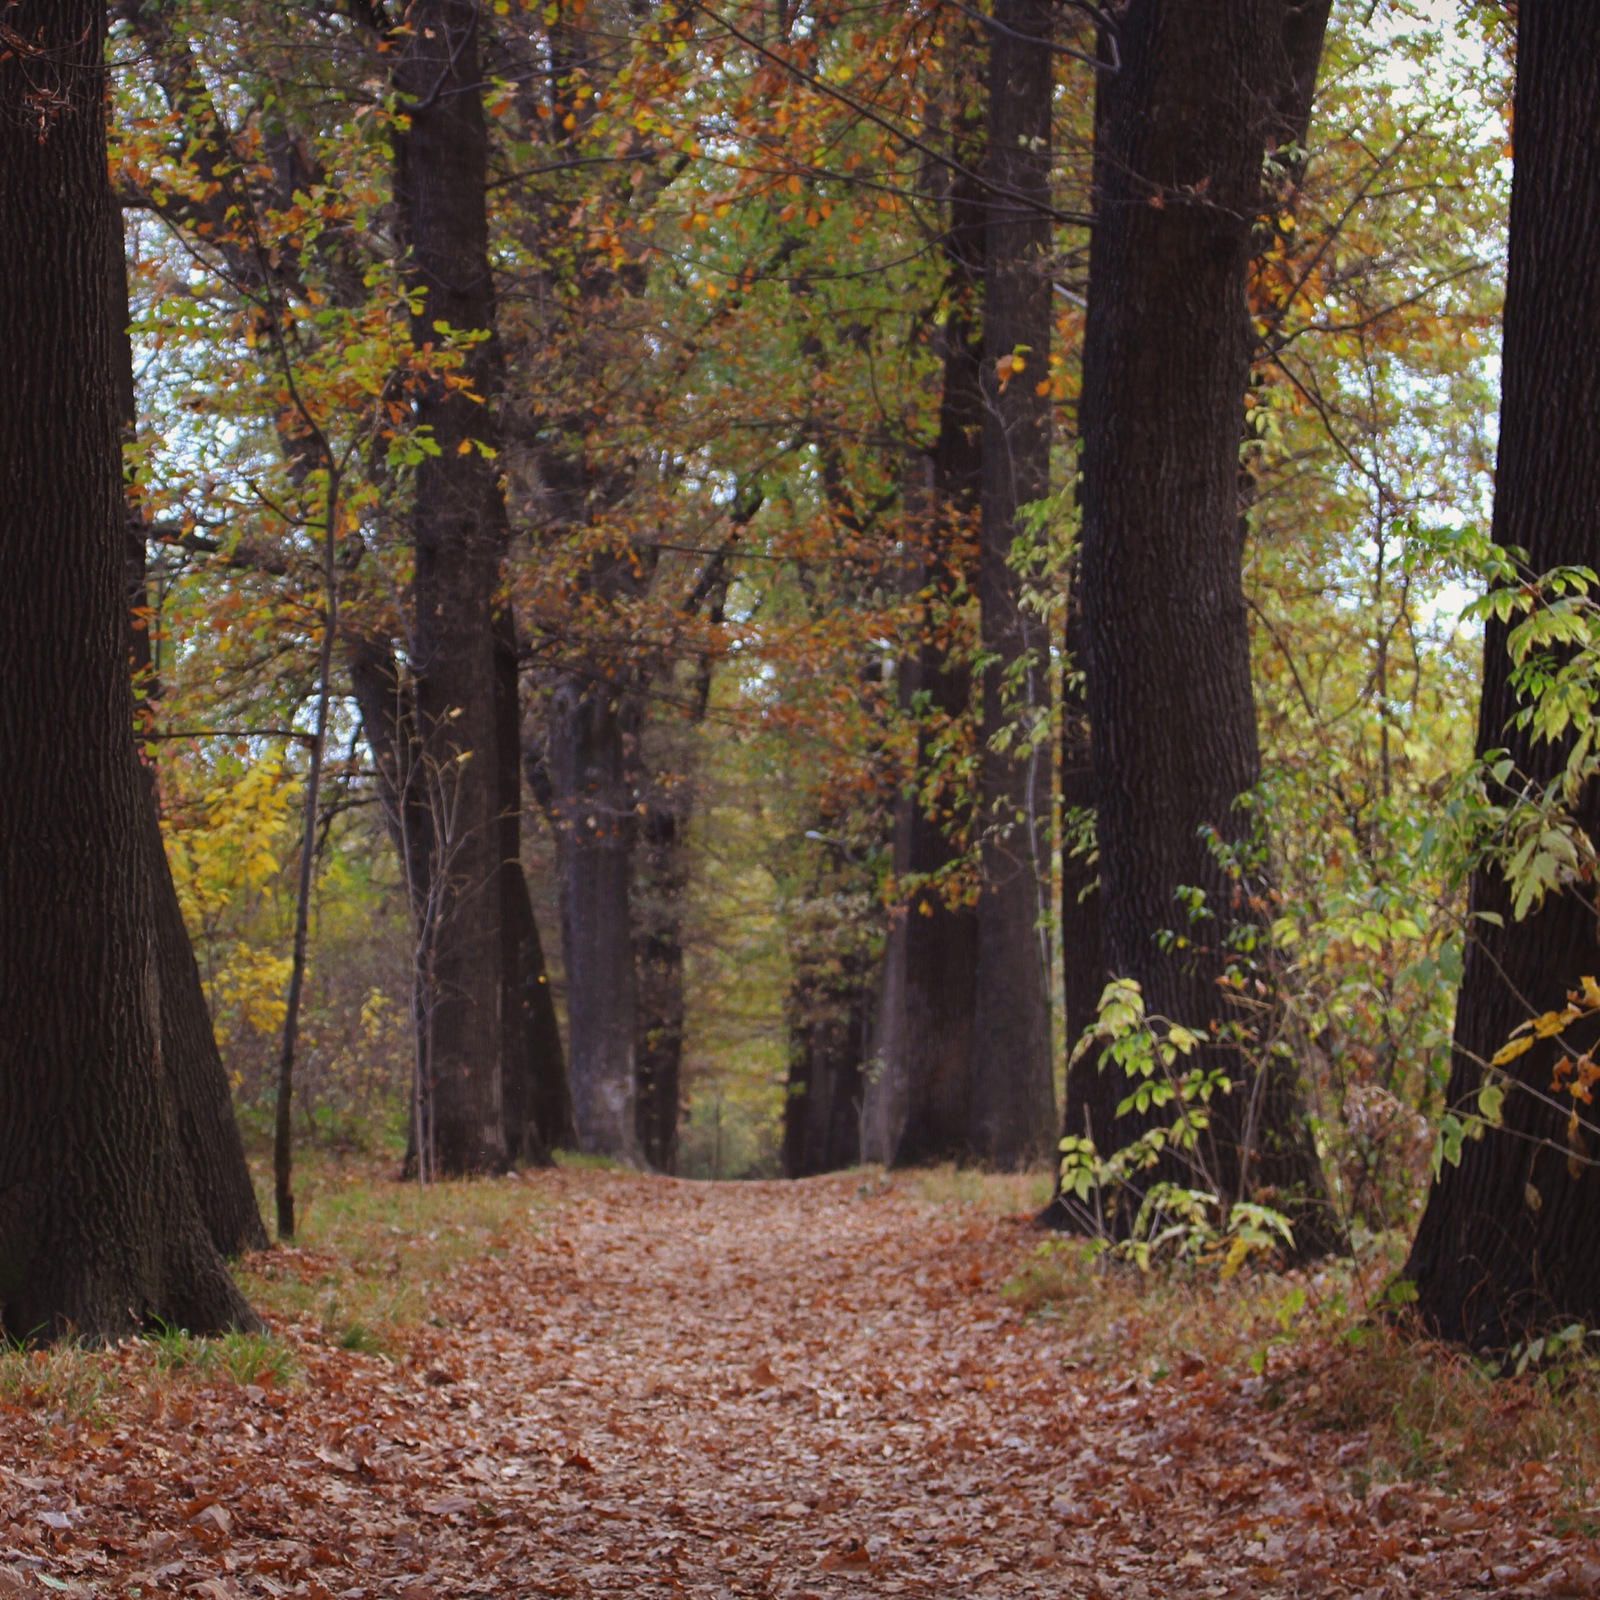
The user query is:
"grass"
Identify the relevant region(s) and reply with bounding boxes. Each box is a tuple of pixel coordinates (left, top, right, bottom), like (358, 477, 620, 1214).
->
(1002, 1229, 1600, 1521)
(237, 1151, 553, 1352)
(897, 1163, 1058, 1215)
(0, 1154, 552, 1425)
(0, 1326, 300, 1427)
(0, 1342, 117, 1422)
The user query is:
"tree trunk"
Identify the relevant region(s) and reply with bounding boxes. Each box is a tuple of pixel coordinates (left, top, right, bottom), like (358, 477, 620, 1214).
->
(346, 626, 570, 1159)
(1040, 566, 1114, 1229)
(784, 973, 871, 1178)
(115, 219, 267, 1257)
(393, 0, 511, 1174)
(969, 0, 1057, 1168)
(0, 1, 256, 1339)
(863, 61, 984, 1168)
(494, 611, 563, 1164)
(634, 779, 688, 1174)
(783, 822, 878, 1177)
(1077, 0, 1335, 1244)
(140, 789, 271, 1256)
(1404, 1, 1600, 1348)
(549, 677, 641, 1161)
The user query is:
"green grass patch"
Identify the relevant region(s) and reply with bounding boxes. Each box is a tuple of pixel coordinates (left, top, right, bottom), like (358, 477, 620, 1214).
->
(0, 1343, 116, 1422)
(238, 1153, 552, 1349)
(899, 1163, 1057, 1215)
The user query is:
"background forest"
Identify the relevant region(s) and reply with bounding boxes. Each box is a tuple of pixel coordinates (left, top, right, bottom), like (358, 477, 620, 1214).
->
(120, 0, 1506, 1221)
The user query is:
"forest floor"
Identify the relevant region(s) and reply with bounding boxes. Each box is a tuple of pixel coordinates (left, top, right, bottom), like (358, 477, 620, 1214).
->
(3, 1164, 1600, 1600)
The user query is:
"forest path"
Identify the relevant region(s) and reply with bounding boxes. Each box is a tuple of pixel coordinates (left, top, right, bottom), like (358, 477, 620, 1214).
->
(2, 1168, 1594, 1599)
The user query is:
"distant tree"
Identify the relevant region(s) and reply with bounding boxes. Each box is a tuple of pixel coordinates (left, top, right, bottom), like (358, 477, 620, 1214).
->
(1404, 2, 1600, 1347)
(0, 0, 256, 1339)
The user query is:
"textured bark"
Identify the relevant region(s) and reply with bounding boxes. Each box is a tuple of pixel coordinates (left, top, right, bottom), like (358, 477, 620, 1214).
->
(393, 0, 510, 1174)
(864, 67, 984, 1170)
(0, 2, 255, 1339)
(969, 0, 1057, 1168)
(1077, 0, 1334, 1242)
(549, 678, 641, 1161)
(1404, 2, 1600, 1348)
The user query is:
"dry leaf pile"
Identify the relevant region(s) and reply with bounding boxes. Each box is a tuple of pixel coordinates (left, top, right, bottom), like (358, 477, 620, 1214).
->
(2, 1168, 1598, 1598)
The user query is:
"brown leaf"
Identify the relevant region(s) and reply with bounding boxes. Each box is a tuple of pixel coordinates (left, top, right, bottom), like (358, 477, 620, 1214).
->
(420, 1496, 476, 1517)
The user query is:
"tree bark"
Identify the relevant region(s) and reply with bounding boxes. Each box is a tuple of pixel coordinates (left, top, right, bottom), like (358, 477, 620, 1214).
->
(1040, 564, 1114, 1228)
(969, 0, 1057, 1168)
(548, 676, 641, 1161)
(1077, 0, 1335, 1243)
(783, 819, 878, 1178)
(346, 625, 569, 1159)
(633, 770, 688, 1174)
(393, 0, 512, 1174)
(863, 53, 984, 1169)
(0, 0, 256, 1339)
(494, 611, 563, 1163)
(1404, 1, 1600, 1348)
(140, 788, 271, 1256)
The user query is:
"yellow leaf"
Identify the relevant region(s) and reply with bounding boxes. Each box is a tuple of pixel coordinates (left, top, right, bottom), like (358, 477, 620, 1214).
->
(1533, 1007, 1580, 1038)
(1491, 1035, 1535, 1066)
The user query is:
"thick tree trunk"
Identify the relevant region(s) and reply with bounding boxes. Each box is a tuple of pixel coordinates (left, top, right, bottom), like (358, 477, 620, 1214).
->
(393, 0, 511, 1174)
(969, 0, 1057, 1168)
(1404, 2, 1600, 1348)
(864, 67, 984, 1168)
(0, 2, 256, 1339)
(549, 677, 641, 1161)
(1077, 0, 1334, 1244)
(115, 224, 267, 1257)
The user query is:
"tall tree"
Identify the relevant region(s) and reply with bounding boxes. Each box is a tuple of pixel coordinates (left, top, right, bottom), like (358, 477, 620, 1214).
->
(968, 0, 1057, 1167)
(863, 41, 984, 1170)
(389, 0, 517, 1173)
(547, 662, 642, 1161)
(495, 614, 571, 1159)
(632, 719, 693, 1175)
(1404, 2, 1600, 1347)
(0, 0, 256, 1339)
(1076, 0, 1334, 1236)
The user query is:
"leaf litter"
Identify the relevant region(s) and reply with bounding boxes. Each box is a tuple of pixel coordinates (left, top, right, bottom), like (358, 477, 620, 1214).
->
(0, 1168, 1597, 1598)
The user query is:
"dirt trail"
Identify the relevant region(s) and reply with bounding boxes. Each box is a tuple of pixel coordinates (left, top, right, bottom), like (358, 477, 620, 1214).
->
(1, 1169, 1597, 1598)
